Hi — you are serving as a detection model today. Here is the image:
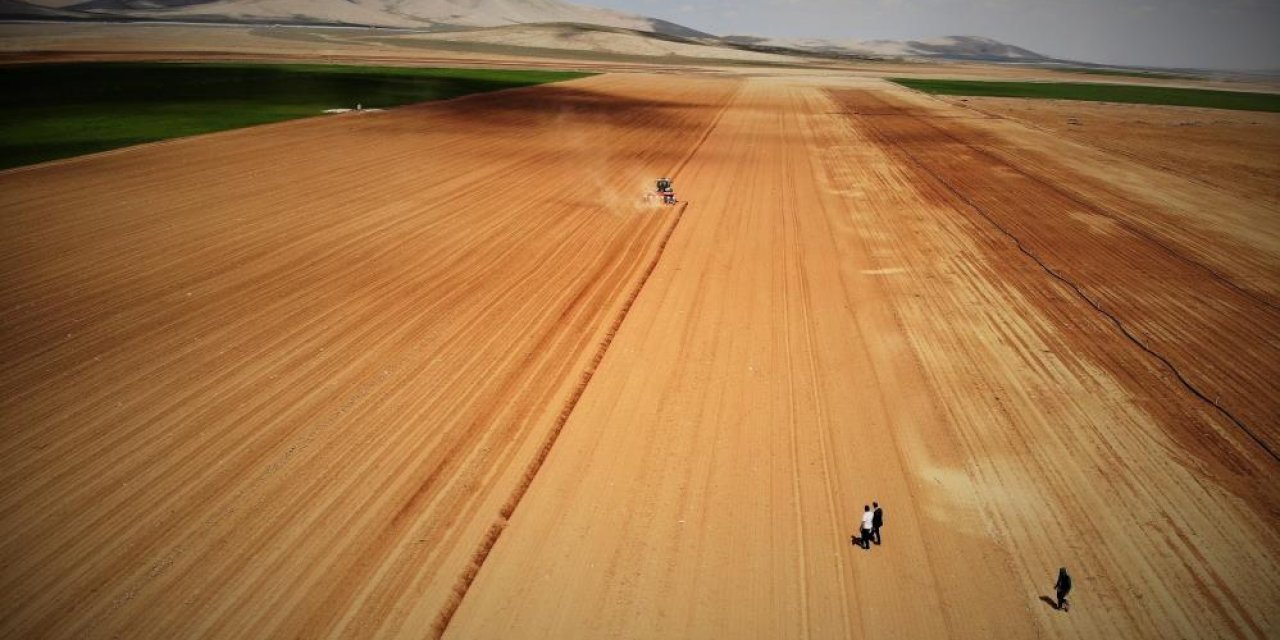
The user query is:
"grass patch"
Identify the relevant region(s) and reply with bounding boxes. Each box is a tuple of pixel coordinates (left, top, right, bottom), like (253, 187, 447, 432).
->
(890, 78, 1280, 113)
(0, 62, 592, 170)
(1054, 67, 1193, 81)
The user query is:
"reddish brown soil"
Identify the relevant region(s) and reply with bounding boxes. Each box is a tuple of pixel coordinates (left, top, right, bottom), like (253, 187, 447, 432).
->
(945, 96, 1280, 204)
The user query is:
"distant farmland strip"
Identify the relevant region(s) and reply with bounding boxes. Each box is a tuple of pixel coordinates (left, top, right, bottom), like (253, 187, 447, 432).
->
(891, 78, 1280, 113)
(1055, 67, 1191, 80)
(0, 62, 592, 170)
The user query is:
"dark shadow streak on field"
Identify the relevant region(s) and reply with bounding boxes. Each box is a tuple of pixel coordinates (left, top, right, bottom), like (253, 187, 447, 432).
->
(389, 85, 713, 130)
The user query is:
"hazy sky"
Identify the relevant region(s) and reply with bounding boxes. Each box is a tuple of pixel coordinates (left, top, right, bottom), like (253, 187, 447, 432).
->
(589, 0, 1280, 70)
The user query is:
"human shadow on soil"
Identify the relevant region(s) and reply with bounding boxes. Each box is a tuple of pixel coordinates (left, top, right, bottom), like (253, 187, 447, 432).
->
(1039, 595, 1060, 610)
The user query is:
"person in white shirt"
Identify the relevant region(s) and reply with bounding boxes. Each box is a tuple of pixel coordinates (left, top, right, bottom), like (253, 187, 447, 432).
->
(859, 505, 874, 550)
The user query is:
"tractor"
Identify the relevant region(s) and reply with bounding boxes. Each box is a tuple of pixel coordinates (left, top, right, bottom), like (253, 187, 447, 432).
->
(656, 177, 677, 205)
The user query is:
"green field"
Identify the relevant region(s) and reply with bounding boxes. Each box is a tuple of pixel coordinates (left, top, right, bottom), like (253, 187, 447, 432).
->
(0, 62, 592, 170)
(891, 78, 1280, 113)
(1055, 67, 1192, 81)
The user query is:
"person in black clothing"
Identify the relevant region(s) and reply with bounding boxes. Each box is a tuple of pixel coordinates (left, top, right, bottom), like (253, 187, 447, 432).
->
(871, 501, 884, 545)
(1054, 567, 1072, 612)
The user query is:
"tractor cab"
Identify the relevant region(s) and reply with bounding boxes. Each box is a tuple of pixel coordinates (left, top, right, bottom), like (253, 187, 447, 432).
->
(656, 178, 676, 204)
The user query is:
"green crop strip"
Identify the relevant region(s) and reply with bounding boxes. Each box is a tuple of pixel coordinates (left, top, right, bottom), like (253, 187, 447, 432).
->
(890, 78, 1280, 113)
(0, 62, 593, 170)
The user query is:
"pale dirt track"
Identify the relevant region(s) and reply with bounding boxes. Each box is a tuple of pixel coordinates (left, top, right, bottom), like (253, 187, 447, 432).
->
(1, 72, 1278, 639)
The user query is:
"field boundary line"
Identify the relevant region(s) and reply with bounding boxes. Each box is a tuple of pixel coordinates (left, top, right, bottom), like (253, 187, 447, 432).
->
(432, 83, 740, 638)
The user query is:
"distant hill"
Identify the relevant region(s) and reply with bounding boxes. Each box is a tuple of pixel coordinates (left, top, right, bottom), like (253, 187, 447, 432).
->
(5, 1, 1051, 64)
(0, 0, 83, 19)
(723, 35, 1049, 62)
(405, 22, 790, 63)
(6, 0, 714, 38)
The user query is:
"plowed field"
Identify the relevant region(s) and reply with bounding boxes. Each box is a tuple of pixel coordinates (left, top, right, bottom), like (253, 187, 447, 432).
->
(2, 73, 1277, 639)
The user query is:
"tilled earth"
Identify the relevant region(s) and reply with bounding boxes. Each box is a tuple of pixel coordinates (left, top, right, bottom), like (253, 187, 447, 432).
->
(1, 72, 1276, 639)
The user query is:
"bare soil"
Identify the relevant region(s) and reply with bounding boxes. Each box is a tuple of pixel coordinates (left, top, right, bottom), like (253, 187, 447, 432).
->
(944, 96, 1280, 204)
(0, 53, 1277, 639)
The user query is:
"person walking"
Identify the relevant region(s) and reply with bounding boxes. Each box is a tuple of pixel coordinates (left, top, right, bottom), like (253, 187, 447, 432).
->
(871, 501, 884, 545)
(1054, 567, 1073, 612)
(859, 505, 874, 550)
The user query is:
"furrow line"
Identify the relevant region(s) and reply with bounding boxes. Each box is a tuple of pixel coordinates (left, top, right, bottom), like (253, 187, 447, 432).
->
(433, 82, 742, 638)
(431, 203, 689, 638)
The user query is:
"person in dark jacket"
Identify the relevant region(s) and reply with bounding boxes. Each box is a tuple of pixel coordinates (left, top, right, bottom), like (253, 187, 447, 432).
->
(1054, 567, 1073, 611)
(871, 501, 884, 545)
